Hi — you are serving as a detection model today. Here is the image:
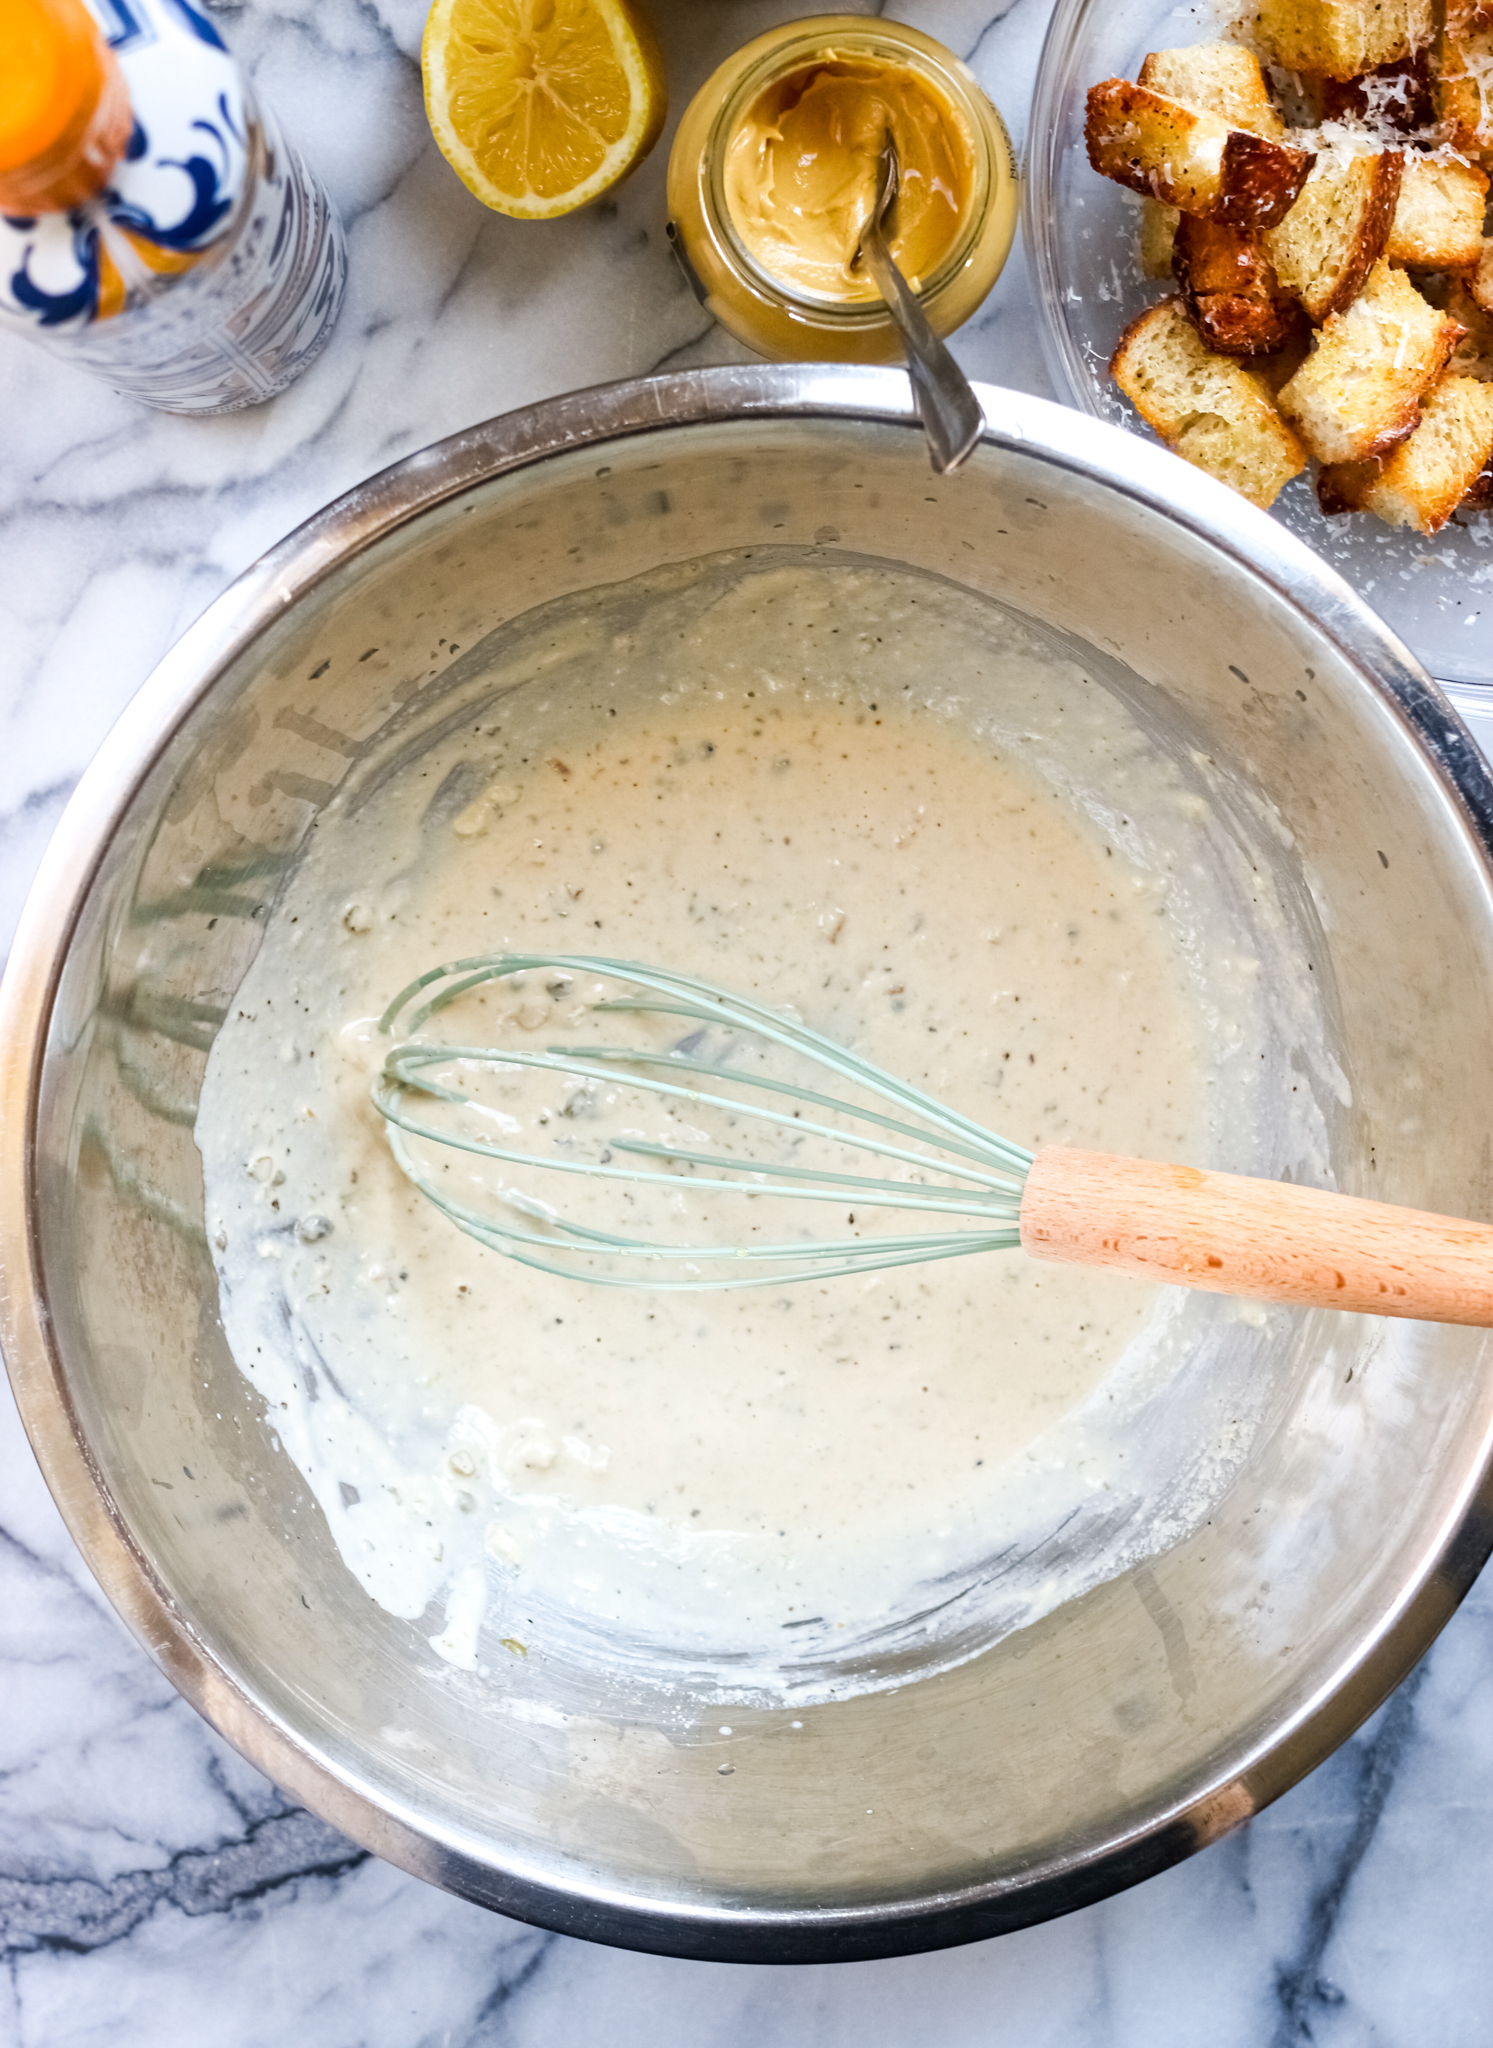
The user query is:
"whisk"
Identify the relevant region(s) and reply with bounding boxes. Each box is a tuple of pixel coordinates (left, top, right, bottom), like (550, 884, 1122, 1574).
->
(373, 953, 1493, 1325)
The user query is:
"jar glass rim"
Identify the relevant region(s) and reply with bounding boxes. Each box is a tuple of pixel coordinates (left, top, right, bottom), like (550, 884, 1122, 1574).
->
(702, 24, 998, 323)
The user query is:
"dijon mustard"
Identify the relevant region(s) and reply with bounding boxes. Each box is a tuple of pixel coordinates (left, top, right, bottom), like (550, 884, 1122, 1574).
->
(667, 17, 1018, 364)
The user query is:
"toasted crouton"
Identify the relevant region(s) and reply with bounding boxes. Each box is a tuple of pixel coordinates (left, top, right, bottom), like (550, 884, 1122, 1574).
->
(1462, 459, 1493, 509)
(1434, 23, 1493, 164)
(1264, 150, 1403, 321)
(1472, 241, 1493, 314)
(1138, 43, 1286, 136)
(1111, 298, 1308, 506)
(1446, 279, 1493, 377)
(1277, 259, 1464, 461)
(1131, 45, 1295, 330)
(1306, 54, 1434, 129)
(1245, 0, 1435, 80)
(1173, 214, 1301, 353)
(1386, 157, 1490, 270)
(1318, 375, 1493, 528)
(1086, 80, 1315, 226)
(1139, 199, 1181, 277)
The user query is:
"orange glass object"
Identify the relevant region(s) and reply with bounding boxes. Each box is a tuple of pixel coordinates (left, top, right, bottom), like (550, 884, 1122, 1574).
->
(0, 0, 133, 213)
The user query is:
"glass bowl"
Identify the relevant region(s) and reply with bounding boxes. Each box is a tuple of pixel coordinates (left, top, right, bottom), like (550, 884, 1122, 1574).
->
(1025, 0, 1493, 694)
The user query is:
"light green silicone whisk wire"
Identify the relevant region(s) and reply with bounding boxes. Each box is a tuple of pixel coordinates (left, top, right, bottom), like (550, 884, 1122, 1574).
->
(373, 953, 1033, 1290)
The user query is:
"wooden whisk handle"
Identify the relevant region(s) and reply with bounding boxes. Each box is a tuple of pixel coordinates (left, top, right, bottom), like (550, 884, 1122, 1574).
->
(1019, 1148, 1493, 1327)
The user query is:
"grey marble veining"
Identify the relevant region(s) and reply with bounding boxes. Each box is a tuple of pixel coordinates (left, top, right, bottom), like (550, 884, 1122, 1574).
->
(2, 2, 1492, 2041)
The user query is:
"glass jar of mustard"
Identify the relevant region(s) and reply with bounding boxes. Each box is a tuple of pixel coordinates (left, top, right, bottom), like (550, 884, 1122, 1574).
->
(666, 16, 1018, 365)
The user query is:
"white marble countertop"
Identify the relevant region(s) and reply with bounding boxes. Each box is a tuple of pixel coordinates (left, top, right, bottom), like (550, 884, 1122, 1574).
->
(3, 2, 1493, 2040)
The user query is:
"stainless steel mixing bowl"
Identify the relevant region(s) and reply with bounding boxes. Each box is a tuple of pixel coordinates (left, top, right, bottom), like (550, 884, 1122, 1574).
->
(4, 366, 1493, 1964)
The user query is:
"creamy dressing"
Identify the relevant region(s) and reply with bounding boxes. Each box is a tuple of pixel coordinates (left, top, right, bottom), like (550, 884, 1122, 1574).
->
(197, 558, 1319, 1699)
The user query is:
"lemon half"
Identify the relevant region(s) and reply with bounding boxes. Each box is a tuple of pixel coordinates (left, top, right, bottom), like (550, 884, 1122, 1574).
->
(423, 0, 666, 220)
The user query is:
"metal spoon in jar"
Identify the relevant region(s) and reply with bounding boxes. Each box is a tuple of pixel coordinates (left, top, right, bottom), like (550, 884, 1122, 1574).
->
(853, 132, 984, 475)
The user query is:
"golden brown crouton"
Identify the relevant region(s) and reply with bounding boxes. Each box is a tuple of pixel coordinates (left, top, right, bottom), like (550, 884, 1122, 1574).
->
(1246, 0, 1435, 80)
(1434, 23, 1493, 164)
(1086, 80, 1315, 227)
(1265, 150, 1403, 321)
(1445, 279, 1493, 377)
(1314, 457, 1379, 510)
(1138, 43, 1286, 136)
(1173, 214, 1302, 353)
(1462, 460, 1493, 509)
(1277, 259, 1464, 461)
(1305, 54, 1434, 129)
(1111, 297, 1308, 505)
(1129, 47, 1289, 289)
(1386, 157, 1490, 270)
(1318, 375, 1493, 528)
(1471, 241, 1493, 315)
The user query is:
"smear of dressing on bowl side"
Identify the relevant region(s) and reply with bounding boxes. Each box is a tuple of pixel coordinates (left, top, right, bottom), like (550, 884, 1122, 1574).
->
(196, 558, 1330, 1701)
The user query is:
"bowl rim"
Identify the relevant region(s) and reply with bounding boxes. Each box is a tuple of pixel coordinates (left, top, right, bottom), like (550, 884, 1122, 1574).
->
(4, 362, 1493, 1964)
(1022, 0, 1101, 421)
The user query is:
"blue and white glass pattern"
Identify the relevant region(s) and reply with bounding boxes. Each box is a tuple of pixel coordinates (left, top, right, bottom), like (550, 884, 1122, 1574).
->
(0, 0, 346, 411)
